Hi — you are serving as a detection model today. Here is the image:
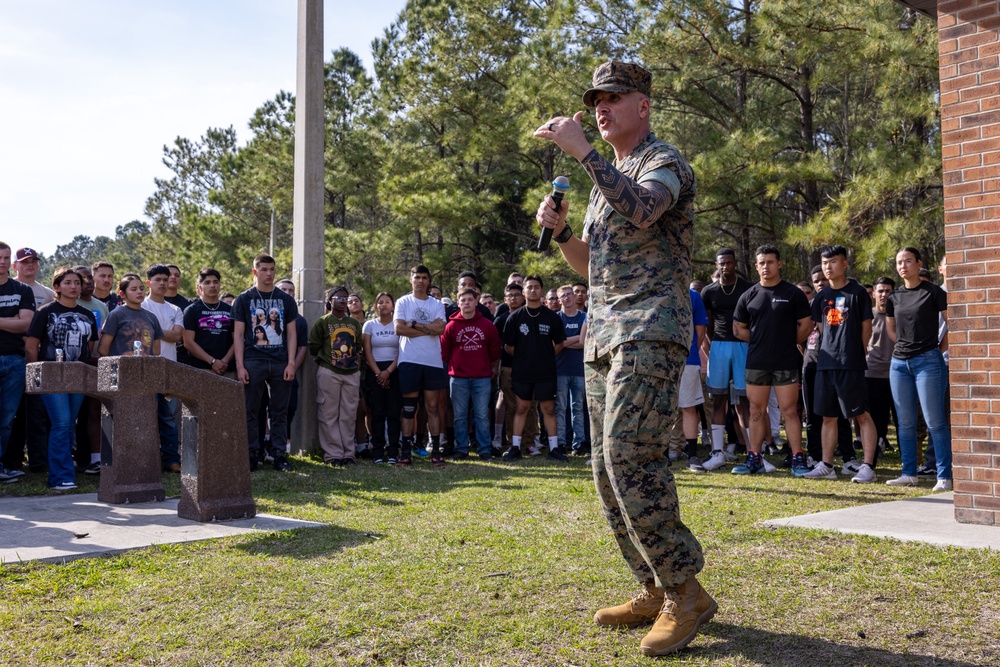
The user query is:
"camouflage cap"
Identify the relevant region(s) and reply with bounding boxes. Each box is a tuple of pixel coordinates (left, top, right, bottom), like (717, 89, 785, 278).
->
(582, 61, 652, 108)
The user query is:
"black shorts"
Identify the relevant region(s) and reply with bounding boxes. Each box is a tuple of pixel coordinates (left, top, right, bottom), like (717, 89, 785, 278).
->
(512, 379, 557, 402)
(745, 368, 800, 387)
(398, 362, 448, 394)
(814, 369, 868, 419)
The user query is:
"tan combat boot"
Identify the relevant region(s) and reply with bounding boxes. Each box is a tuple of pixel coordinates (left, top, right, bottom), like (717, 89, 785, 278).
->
(593, 586, 664, 628)
(639, 576, 717, 656)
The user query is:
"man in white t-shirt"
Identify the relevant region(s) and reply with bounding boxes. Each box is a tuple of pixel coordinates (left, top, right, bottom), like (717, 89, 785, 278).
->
(393, 265, 447, 466)
(142, 264, 184, 472)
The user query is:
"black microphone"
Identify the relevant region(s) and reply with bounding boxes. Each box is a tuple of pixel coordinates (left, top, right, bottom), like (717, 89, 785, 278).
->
(537, 176, 570, 252)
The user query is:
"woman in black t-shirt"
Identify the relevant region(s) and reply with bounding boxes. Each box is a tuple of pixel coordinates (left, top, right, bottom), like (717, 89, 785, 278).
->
(24, 267, 98, 491)
(885, 247, 951, 489)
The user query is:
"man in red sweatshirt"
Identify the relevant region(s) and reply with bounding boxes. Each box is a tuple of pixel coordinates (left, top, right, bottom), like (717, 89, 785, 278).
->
(441, 289, 502, 460)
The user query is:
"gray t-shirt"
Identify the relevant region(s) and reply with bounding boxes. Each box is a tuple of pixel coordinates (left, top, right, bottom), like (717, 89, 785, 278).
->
(866, 310, 893, 379)
(101, 306, 164, 357)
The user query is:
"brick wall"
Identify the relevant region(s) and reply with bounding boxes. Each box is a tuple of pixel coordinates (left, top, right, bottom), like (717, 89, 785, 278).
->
(938, 0, 1000, 526)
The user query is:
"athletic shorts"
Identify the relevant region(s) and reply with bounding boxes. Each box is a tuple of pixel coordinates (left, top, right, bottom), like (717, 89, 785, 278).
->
(678, 364, 706, 409)
(398, 362, 448, 394)
(512, 379, 557, 402)
(815, 369, 869, 419)
(706, 340, 748, 395)
(745, 368, 800, 387)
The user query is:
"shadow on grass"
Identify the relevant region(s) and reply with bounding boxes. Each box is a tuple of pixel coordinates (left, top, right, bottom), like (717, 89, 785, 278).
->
(697, 621, 988, 666)
(232, 525, 382, 560)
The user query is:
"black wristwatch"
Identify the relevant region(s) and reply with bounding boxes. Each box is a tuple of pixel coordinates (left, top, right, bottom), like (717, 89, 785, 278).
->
(554, 225, 574, 244)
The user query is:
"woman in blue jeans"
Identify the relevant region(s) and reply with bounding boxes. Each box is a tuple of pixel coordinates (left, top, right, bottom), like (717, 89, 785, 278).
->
(885, 247, 951, 490)
(24, 267, 99, 491)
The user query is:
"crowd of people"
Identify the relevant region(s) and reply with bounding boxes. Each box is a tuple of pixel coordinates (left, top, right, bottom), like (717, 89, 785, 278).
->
(0, 239, 949, 492)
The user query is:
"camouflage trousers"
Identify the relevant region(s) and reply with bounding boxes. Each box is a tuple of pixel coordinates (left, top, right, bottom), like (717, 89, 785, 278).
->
(586, 340, 705, 590)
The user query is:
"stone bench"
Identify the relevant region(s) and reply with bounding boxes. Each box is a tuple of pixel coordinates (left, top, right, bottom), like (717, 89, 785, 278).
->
(25, 361, 164, 505)
(26, 357, 255, 522)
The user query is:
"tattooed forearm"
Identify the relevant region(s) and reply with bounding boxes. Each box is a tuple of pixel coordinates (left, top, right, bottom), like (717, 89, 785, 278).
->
(580, 149, 674, 226)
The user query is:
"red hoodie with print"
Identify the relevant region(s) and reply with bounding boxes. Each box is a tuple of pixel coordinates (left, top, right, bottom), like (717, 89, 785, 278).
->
(440, 309, 501, 378)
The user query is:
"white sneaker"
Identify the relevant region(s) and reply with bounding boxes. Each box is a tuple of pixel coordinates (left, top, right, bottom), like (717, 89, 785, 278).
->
(886, 475, 919, 486)
(807, 456, 818, 467)
(724, 443, 738, 462)
(761, 457, 777, 473)
(491, 435, 502, 448)
(932, 479, 953, 492)
(803, 461, 837, 480)
(851, 463, 877, 484)
(841, 460, 862, 476)
(703, 451, 727, 471)
(527, 445, 543, 457)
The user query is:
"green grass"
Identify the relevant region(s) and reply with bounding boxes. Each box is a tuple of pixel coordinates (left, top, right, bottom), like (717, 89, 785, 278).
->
(1, 451, 999, 666)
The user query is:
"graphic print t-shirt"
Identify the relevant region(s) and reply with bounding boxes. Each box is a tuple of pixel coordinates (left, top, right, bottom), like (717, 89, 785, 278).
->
(232, 287, 299, 363)
(27, 302, 98, 362)
(311, 314, 362, 374)
(811, 280, 873, 371)
(102, 306, 165, 356)
(180, 299, 234, 370)
(502, 305, 566, 383)
(363, 318, 399, 364)
(733, 280, 811, 371)
(0, 278, 35, 356)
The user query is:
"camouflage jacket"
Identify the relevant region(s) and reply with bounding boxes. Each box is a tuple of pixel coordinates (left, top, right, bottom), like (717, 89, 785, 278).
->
(582, 132, 694, 362)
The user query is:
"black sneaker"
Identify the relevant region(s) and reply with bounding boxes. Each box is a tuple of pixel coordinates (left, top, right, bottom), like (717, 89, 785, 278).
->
(547, 447, 569, 462)
(442, 442, 455, 457)
(777, 454, 792, 469)
(916, 464, 936, 477)
(84, 462, 101, 475)
(430, 452, 446, 467)
(452, 452, 470, 461)
(491, 446, 503, 458)
(478, 452, 493, 462)
(374, 458, 386, 465)
(343, 458, 356, 466)
(501, 447, 522, 462)
(273, 456, 293, 472)
(0, 465, 25, 484)
(687, 456, 707, 473)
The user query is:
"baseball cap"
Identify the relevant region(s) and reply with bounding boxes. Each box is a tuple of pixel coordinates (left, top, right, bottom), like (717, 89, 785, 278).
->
(15, 247, 39, 262)
(582, 61, 652, 108)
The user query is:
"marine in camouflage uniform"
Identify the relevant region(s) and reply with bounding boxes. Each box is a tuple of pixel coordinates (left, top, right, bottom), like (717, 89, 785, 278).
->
(580, 132, 703, 591)
(535, 60, 714, 657)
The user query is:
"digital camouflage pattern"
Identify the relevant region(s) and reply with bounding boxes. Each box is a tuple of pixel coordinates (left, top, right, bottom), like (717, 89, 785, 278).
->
(586, 341, 704, 589)
(583, 61, 653, 108)
(582, 132, 695, 362)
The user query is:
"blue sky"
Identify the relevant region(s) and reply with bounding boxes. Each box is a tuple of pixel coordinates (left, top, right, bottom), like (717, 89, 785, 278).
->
(0, 0, 407, 256)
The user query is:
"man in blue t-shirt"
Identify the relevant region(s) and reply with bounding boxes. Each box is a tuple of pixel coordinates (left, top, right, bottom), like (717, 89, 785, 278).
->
(555, 285, 587, 455)
(679, 289, 709, 472)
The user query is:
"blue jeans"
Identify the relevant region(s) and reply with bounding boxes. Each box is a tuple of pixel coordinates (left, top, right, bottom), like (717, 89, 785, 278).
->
(450, 376, 492, 456)
(556, 374, 586, 448)
(157, 394, 180, 467)
(41, 393, 84, 487)
(0, 354, 26, 460)
(890, 349, 951, 479)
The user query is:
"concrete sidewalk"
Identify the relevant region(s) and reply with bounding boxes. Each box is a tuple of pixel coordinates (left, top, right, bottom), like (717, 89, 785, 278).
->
(764, 492, 1000, 550)
(0, 493, 323, 565)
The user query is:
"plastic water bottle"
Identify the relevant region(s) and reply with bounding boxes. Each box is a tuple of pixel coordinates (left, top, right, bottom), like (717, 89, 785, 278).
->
(55, 348, 64, 362)
(133, 340, 143, 357)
